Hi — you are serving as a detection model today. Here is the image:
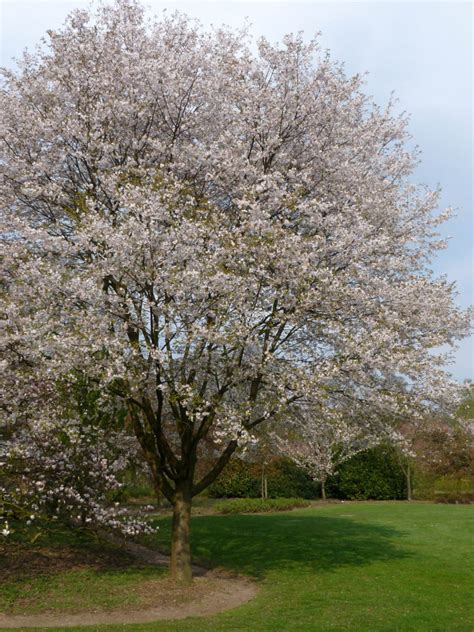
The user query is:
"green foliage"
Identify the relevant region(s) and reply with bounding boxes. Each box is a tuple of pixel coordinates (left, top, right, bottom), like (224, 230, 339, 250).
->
(112, 469, 156, 503)
(434, 475, 473, 493)
(267, 459, 320, 498)
(412, 471, 474, 501)
(457, 383, 474, 419)
(327, 445, 406, 500)
(207, 459, 260, 498)
(411, 469, 437, 500)
(63, 372, 128, 432)
(432, 476, 474, 504)
(117, 441, 471, 506)
(213, 497, 310, 514)
(207, 458, 319, 499)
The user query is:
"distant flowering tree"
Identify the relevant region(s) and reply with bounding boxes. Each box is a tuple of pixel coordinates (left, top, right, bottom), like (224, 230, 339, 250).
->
(396, 384, 474, 497)
(0, 0, 471, 581)
(279, 411, 380, 500)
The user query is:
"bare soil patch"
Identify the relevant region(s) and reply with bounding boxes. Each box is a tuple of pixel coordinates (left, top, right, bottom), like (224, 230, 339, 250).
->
(0, 540, 138, 582)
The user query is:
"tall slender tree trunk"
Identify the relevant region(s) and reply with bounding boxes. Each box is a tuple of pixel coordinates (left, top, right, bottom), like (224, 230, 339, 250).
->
(170, 486, 193, 584)
(321, 477, 327, 501)
(406, 463, 412, 501)
(261, 462, 268, 500)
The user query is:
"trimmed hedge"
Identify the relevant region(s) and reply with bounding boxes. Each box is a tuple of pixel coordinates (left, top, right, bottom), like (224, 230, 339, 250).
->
(214, 497, 310, 514)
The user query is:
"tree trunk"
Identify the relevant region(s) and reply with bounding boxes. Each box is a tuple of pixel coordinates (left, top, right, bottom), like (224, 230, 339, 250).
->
(321, 478, 327, 501)
(170, 488, 193, 584)
(261, 462, 268, 500)
(406, 463, 412, 501)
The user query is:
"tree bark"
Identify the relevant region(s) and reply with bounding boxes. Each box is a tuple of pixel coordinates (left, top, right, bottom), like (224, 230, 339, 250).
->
(406, 463, 412, 501)
(170, 486, 193, 584)
(321, 477, 327, 501)
(261, 462, 268, 500)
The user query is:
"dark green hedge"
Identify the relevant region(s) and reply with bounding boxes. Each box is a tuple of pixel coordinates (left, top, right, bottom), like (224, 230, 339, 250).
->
(267, 459, 321, 499)
(207, 458, 320, 499)
(207, 447, 407, 501)
(117, 445, 408, 502)
(326, 445, 407, 500)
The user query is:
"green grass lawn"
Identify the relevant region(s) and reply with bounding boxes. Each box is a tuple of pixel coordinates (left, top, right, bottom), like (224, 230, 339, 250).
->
(2, 502, 473, 631)
(0, 566, 167, 615)
(0, 527, 169, 616)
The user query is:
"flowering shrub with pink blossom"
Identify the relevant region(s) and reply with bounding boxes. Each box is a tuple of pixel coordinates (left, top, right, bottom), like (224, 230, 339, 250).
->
(0, 382, 155, 539)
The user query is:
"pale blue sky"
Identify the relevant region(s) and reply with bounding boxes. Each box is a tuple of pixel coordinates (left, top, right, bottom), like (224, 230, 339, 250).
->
(1, 0, 472, 381)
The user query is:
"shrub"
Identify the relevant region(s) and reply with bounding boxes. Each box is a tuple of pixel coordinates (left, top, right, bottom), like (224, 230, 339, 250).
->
(412, 472, 474, 501)
(214, 497, 310, 514)
(207, 459, 260, 498)
(434, 491, 474, 504)
(411, 469, 437, 500)
(267, 459, 320, 499)
(326, 444, 406, 500)
(116, 470, 156, 502)
(207, 458, 319, 499)
(432, 477, 473, 504)
(434, 476, 473, 494)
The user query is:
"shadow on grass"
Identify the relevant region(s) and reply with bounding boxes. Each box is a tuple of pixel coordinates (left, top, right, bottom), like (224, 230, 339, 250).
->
(153, 511, 411, 578)
(0, 524, 153, 583)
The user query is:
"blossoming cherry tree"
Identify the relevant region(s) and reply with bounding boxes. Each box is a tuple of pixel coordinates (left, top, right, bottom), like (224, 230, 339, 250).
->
(1, 0, 470, 582)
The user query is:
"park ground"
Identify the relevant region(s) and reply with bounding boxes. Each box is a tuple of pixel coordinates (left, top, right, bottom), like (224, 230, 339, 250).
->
(0, 501, 473, 631)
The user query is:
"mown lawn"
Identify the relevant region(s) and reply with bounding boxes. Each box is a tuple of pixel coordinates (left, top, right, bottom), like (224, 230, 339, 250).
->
(2, 502, 473, 631)
(0, 527, 168, 616)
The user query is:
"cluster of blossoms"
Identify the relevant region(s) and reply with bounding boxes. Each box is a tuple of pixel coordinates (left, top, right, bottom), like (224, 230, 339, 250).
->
(1, 389, 155, 538)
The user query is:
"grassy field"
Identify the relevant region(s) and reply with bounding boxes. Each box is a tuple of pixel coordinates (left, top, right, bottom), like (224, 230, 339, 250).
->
(1, 502, 473, 631)
(0, 528, 169, 616)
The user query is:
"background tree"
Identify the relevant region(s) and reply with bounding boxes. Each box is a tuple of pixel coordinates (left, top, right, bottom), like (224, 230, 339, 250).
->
(0, 0, 471, 582)
(390, 383, 474, 500)
(280, 412, 378, 500)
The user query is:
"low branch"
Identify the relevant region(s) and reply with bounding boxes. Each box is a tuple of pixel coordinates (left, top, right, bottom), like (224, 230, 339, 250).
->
(192, 439, 238, 497)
